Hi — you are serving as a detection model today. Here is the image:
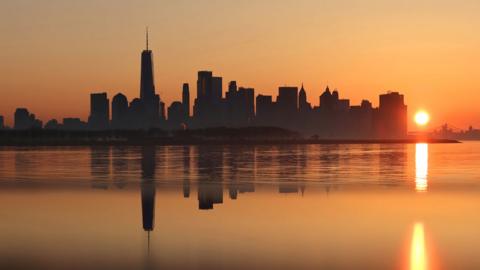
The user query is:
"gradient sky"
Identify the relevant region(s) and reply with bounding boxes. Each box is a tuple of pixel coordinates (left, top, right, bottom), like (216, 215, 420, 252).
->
(1, 0, 479, 130)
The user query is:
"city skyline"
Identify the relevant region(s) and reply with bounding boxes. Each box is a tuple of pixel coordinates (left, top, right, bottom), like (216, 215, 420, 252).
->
(7, 33, 413, 140)
(2, 0, 480, 129)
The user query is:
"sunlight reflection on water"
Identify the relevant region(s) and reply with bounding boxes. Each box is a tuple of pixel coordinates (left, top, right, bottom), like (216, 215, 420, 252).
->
(415, 144, 429, 192)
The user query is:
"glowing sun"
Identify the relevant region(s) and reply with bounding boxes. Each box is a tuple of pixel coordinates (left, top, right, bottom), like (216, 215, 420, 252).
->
(415, 111, 430, 126)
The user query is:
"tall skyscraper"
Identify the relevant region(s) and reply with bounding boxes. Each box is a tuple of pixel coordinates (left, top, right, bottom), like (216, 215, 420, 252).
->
(88, 92, 109, 130)
(182, 83, 190, 120)
(139, 29, 161, 127)
(140, 30, 155, 101)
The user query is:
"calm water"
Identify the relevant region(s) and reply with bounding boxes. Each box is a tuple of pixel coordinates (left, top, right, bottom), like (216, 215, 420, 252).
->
(1, 143, 480, 270)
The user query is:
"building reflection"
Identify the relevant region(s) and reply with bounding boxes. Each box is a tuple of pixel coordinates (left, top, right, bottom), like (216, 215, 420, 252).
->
(196, 146, 224, 210)
(379, 144, 407, 187)
(90, 147, 110, 189)
(415, 144, 429, 192)
(182, 146, 191, 198)
(83, 145, 436, 214)
(226, 146, 255, 200)
(141, 146, 156, 232)
(112, 147, 128, 189)
(140, 146, 156, 270)
(410, 222, 428, 270)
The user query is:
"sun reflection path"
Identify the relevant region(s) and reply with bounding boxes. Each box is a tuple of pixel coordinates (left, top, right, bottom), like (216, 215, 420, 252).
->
(415, 144, 429, 192)
(410, 223, 428, 270)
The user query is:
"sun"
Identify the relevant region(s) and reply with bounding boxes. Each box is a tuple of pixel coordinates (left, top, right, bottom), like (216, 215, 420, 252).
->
(414, 111, 430, 126)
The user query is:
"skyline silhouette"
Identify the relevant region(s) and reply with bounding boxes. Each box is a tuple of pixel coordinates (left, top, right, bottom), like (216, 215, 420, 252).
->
(2, 33, 416, 140)
(1, 29, 478, 138)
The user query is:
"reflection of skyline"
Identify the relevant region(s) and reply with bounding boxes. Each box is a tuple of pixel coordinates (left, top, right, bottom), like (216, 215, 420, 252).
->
(415, 144, 429, 192)
(84, 145, 431, 211)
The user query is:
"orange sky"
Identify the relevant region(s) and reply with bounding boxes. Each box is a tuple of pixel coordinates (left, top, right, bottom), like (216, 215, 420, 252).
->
(1, 0, 479, 130)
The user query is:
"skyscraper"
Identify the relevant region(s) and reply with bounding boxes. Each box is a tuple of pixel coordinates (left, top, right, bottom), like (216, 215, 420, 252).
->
(140, 30, 155, 101)
(196, 71, 213, 103)
(193, 71, 224, 126)
(139, 29, 161, 127)
(182, 83, 190, 120)
(0, 116, 4, 129)
(88, 92, 109, 130)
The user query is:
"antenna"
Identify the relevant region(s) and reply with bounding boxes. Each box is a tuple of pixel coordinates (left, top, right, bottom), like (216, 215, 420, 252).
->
(146, 27, 149, 50)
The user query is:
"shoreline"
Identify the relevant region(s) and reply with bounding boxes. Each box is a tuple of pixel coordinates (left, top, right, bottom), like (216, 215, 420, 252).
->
(0, 138, 460, 147)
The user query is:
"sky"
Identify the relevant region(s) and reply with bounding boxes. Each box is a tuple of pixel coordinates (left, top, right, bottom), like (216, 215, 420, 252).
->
(1, 0, 479, 130)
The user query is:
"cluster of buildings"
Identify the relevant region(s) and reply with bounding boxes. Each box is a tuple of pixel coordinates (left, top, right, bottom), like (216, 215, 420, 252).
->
(2, 33, 410, 139)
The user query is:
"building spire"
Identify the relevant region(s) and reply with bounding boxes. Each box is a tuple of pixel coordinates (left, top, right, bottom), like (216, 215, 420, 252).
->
(146, 27, 149, 50)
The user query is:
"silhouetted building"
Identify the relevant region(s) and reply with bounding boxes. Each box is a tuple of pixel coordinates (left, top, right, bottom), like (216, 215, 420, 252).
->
(14, 108, 42, 130)
(167, 101, 185, 128)
(298, 84, 311, 113)
(0, 116, 4, 129)
(88, 92, 109, 130)
(375, 92, 407, 138)
(63, 118, 88, 130)
(320, 86, 338, 112)
(255, 95, 275, 125)
(44, 119, 60, 130)
(193, 71, 225, 127)
(349, 100, 374, 138)
(212, 77, 223, 104)
(140, 33, 161, 124)
(276, 87, 298, 129)
(182, 83, 190, 121)
(111, 93, 129, 129)
(277, 87, 298, 115)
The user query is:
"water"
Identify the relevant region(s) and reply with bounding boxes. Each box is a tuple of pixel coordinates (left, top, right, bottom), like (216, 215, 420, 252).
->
(1, 143, 480, 269)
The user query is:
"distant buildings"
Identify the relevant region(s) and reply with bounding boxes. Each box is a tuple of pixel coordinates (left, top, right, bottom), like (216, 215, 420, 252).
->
(63, 118, 88, 130)
(0, 116, 4, 129)
(14, 108, 42, 130)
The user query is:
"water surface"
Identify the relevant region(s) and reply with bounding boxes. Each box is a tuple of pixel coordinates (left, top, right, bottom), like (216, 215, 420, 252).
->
(1, 143, 480, 269)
